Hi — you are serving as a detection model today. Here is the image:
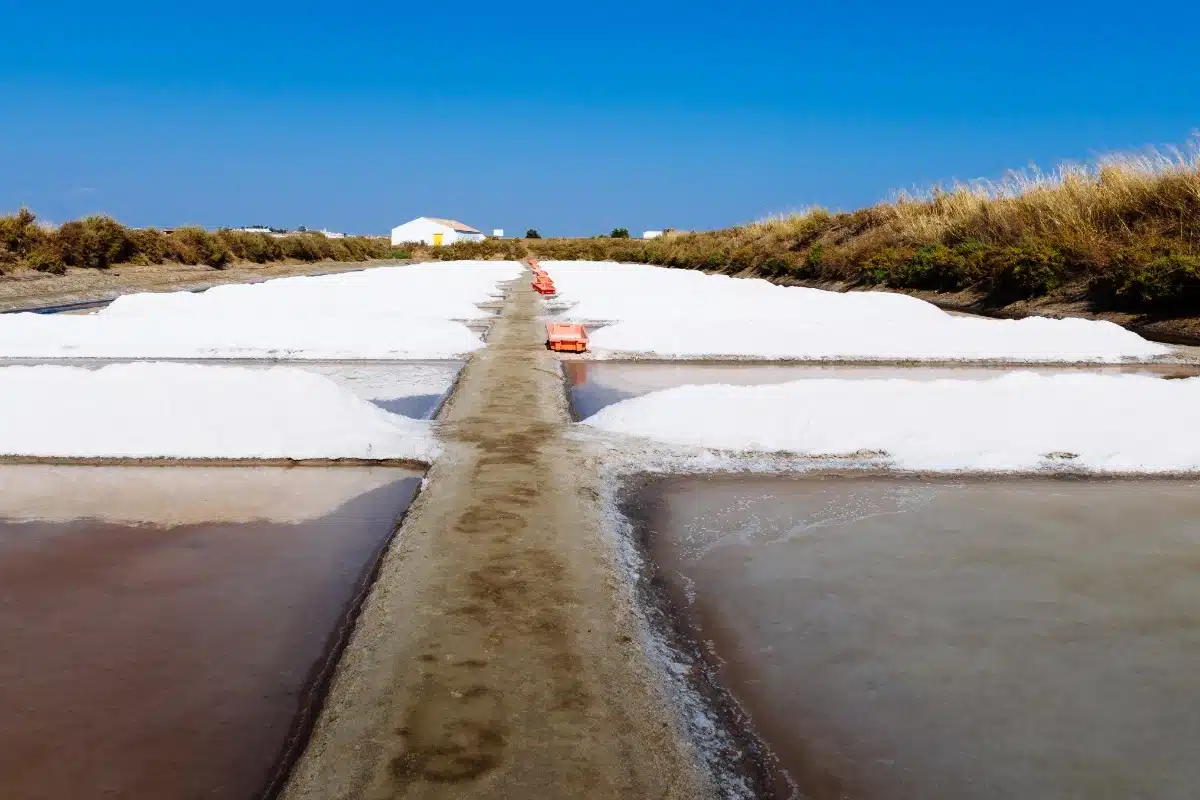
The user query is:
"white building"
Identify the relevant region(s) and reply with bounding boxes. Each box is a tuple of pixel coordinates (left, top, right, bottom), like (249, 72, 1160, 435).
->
(643, 230, 664, 239)
(492, 229, 504, 238)
(390, 217, 485, 246)
(315, 229, 346, 239)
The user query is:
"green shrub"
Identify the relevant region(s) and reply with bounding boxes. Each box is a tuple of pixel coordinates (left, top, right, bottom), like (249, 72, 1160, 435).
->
(889, 243, 967, 290)
(727, 245, 759, 273)
(803, 243, 825, 274)
(130, 229, 169, 264)
(859, 247, 915, 285)
(278, 233, 322, 262)
(1094, 249, 1200, 308)
(219, 230, 281, 263)
(328, 240, 351, 261)
(783, 210, 835, 249)
(987, 241, 1067, 300)
(0, 208, 44, 262)
(84, 216, 134, 267)
(758, 255, 794, 276)
(26, 243, 66, 274)
(611, 227, 630, 239)
(950, 239, 991, 285)
(169, 228, 230, 268)
(54, 221, 102, 268)
(525, 229, 541, 239)
(50, 216, 134, 269)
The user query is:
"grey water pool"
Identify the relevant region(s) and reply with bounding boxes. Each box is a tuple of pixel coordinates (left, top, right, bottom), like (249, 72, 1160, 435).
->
(626, 474, 1200, 799)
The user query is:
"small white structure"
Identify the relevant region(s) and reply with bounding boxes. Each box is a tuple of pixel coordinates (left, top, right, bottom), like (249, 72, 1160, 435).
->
(643, 230, 664, 239)
(390, 217, 485, 247)
(315, 229, 346, 239)
(492, 229, 504, 238)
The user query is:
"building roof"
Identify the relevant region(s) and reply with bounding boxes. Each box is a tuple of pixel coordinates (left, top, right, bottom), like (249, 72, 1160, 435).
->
(423, 217, 481, 234)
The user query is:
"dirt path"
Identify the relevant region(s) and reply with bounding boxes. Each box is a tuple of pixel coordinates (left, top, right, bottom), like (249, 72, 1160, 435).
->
(0, 260, 411, 312)
(282, 275, 709, 799)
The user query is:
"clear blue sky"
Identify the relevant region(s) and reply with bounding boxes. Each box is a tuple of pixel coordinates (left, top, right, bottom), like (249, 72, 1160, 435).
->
(2, 0, 1198, 236)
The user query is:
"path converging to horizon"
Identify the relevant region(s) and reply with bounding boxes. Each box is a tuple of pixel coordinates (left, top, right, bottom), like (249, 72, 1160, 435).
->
(283, 271, 706, 799)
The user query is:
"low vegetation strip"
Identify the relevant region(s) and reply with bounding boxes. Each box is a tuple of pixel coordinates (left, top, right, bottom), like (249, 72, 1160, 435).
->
(0, 209, 408, 273)
(527, 145, 1200, 318)
(408, 237, 531, 262)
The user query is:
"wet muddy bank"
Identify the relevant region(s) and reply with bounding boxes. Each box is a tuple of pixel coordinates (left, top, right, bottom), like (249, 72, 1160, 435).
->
(0, 465, 424, 800)
(617, 473, 788, 799)
(622, 472, 1200, 800)
(261, 472, 428, 800)
(0, 455, 432, 468)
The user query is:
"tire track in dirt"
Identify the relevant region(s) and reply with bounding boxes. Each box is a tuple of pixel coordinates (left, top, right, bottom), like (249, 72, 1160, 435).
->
(282, 272, 709, 799)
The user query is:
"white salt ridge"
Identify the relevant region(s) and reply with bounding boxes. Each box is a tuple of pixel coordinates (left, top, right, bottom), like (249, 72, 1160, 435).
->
(582, 373, 1200, 472)
(0, 313, 483, 360)
(543, 261, 1171, 362)
(0, 363, 438, 462)
(0, 261, 520, 360)
(102, 263, 514, 320)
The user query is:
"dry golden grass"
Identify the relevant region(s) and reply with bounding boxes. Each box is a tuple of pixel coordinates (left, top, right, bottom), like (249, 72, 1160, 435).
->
(881, 141, 1200, 254)
(530, 140, 1200, 312)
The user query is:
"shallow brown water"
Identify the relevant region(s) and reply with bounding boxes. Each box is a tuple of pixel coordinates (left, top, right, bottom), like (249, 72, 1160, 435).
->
(0, 465, 422, 800)
(628, 474, 1200, 800)
(565, 361, 1200, 419)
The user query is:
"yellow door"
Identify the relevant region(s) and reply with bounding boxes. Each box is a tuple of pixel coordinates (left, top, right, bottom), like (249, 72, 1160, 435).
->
(432, 232, 444, 246)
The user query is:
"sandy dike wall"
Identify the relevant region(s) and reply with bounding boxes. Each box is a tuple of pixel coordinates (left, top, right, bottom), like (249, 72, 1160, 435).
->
(282, 275, 713, 799)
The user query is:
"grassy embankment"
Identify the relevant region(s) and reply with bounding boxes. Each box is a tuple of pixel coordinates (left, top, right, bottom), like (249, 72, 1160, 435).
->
(0, 210, 411, 274)
(525, 147, 1200, 318)
(11, 145, 1199, 318)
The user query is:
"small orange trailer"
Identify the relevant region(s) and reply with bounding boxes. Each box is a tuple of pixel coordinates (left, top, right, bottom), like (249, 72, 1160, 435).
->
(546, 322, 589, 353)
(532, 275, 557, 295)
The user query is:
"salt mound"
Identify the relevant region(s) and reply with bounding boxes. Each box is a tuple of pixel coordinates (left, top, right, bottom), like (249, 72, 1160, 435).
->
(0, 261, 520, 360)
(582, 372, 1200, 472)
(0, 363, 438, 461)
(543, 261, 1170, 362)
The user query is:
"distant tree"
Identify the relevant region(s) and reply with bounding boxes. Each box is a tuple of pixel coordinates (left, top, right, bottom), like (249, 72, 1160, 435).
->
(297, 225, 308, 233)
(525, 228, 541, 239)
(611, 227, 630, 239)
